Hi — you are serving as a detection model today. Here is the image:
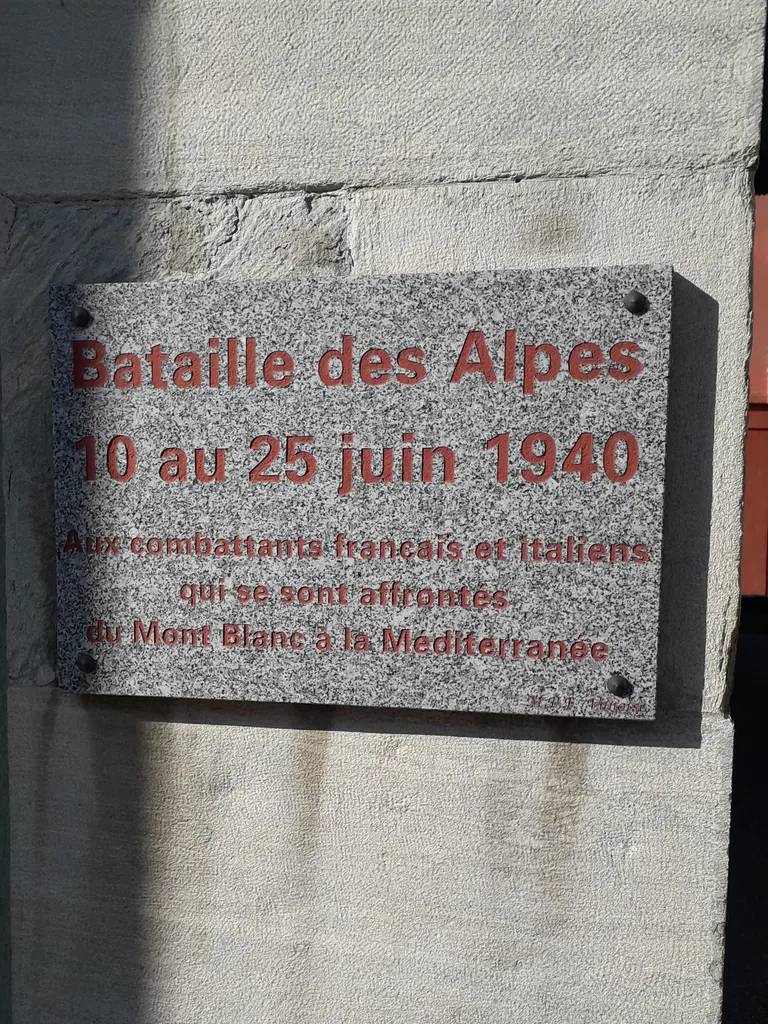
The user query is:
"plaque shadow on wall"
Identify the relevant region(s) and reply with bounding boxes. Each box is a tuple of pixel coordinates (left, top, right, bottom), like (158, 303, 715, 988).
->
(85, 274, 718, 751)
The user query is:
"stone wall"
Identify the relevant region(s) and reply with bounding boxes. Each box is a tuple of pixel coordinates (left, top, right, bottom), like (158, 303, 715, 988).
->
(0, 2, 764, 1021)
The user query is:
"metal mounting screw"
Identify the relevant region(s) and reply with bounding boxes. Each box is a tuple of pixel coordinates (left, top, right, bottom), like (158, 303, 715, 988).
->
(623, 290, 648, 316)
(76, 652, 98, 673)
(606, 672, 633, 698)
(72, 306, 93, 329)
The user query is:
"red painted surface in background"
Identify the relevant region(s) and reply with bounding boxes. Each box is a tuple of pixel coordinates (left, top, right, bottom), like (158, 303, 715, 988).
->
(742, 195, 768, 593)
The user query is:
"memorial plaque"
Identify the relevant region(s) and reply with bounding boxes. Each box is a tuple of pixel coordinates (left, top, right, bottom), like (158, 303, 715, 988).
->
(51, 267, 671, 719)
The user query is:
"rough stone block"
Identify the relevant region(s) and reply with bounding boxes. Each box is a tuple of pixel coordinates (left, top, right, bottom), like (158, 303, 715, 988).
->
(0, 0, 764, 197)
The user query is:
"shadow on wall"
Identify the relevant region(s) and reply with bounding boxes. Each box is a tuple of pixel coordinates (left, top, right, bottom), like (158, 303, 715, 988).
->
(1, 0, 140, 199)
(93, 272, 719, 752)
(0, 3, 145, 1024)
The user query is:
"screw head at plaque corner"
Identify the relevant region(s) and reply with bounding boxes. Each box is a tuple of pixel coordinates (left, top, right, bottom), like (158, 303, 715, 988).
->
(606, 672, 633, 698)
(76, 652, 98, 674)
(72, 306, 93, 329)
(623, 290, 648, 316)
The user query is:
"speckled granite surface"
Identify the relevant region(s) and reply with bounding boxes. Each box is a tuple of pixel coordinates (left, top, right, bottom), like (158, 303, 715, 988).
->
(50, 267, 671, 718)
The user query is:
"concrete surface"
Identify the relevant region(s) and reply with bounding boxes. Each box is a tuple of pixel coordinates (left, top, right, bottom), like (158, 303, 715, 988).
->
(0, 0, 763, 1021)
(8, 686, 734, 1024)
(0, 0, 765, 198)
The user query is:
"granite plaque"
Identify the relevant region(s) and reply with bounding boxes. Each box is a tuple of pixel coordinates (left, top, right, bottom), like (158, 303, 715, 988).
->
(51, 267, 671, 719)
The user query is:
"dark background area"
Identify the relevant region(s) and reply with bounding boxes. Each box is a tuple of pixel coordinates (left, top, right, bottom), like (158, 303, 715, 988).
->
(721, 26, 768, 1023)
(756, 54, 768, 197)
